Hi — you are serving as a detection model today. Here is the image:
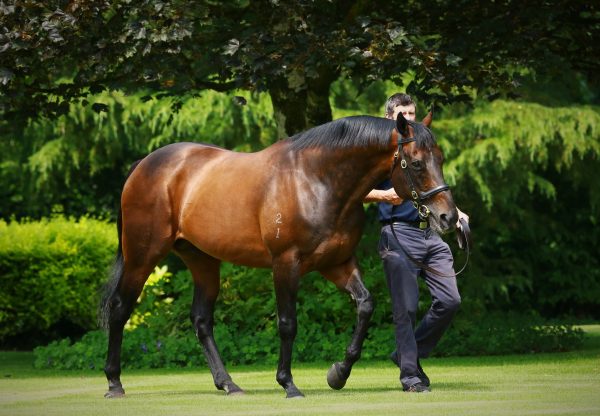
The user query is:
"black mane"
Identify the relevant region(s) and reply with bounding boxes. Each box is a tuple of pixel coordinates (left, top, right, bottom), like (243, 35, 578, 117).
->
(288, 116, 435, 150)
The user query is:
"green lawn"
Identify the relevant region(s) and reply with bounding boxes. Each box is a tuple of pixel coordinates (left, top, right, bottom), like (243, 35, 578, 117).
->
(1, 325, 599, 416)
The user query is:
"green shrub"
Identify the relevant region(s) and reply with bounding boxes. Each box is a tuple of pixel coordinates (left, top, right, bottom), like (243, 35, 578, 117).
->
(437, 312, 584, 356)
(34, 262, 584, 370)
(0, 216, 117, 347)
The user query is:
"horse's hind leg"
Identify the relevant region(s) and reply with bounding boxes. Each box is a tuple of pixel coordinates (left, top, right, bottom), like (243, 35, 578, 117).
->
(103, 254, 166, 398)
(319, 257, 374, 390)
(174, 240, 243, 395)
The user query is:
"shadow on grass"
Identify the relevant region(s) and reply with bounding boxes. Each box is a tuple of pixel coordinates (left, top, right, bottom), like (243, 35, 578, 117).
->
(125, 380, 489, 399)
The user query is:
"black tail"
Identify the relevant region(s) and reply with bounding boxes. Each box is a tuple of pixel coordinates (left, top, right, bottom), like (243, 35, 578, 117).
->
(98, 160, 143, 330)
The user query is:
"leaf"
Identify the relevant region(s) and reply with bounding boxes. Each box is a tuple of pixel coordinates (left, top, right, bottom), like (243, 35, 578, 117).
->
(387, 26, 407, 45)
(223, 38, 239, 56)
(445, 53, 462, 66)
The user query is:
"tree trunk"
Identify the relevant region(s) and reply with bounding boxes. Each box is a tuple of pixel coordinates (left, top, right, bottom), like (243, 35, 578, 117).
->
(269, 68, 337, 138)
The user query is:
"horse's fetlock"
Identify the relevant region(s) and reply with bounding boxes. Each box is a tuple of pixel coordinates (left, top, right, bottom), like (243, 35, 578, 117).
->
(276, 371, 292, 387)
(104, 364, 121, 379)
(345, 346, 361, 363)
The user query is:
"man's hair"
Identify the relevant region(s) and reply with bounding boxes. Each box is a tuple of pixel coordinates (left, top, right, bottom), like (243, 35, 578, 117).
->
(384, 93, 416, 117)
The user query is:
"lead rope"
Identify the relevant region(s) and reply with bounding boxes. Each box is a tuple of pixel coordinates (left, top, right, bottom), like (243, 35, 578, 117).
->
(388, 218, 471, 278)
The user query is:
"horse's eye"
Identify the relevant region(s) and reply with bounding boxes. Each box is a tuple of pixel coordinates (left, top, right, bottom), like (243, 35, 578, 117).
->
(411, 160, 422, 170)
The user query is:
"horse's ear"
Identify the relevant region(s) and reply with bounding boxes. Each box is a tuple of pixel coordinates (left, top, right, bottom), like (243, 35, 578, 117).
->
(422, 109, 433, 128)
(396, 113, 409, 136)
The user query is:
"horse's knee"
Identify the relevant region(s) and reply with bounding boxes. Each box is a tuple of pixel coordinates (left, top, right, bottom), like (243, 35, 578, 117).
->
(357, 294, 374, 320)
(106, 294, 135, 327)
(278, 316, 297, 339)
(191, 314, 213, 340)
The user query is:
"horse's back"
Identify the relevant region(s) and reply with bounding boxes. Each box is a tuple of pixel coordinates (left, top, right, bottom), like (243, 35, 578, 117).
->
(128, 142, 226, 178)
(121, 142, 281, 267)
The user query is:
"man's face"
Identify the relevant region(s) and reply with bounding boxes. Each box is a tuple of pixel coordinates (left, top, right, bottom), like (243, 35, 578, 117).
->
(389, 104, 416, 121)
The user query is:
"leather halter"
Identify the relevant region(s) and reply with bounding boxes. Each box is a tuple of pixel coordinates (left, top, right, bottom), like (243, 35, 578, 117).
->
(390, 136, 450, 219)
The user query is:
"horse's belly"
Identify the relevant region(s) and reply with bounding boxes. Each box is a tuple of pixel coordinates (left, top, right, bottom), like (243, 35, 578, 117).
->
(198, 236, 272, 268)
(178, 212, 272, 267)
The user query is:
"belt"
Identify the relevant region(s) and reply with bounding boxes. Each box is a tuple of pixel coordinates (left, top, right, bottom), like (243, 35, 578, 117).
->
(381, 218, 429, 229)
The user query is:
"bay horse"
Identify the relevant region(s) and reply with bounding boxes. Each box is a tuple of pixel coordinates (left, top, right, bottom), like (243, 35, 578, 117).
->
(100, 113, 457, 398)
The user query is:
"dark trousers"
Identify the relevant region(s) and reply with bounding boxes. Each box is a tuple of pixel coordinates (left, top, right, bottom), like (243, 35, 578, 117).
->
(378, 222, 461, 388)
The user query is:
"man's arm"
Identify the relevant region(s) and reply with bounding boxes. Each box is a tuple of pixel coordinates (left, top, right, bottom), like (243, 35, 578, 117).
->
(364, 188, 403, 205)
(365, 188, 470, 228)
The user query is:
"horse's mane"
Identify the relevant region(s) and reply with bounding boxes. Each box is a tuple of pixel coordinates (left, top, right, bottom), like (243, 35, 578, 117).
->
(288, 116, 435, 150)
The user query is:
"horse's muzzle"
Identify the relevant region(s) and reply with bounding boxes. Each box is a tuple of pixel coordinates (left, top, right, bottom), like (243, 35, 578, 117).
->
(438, 210, 458, 233)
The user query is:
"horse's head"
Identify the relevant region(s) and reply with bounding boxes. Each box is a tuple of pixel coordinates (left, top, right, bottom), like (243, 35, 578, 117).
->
(390, 112, 458, 234)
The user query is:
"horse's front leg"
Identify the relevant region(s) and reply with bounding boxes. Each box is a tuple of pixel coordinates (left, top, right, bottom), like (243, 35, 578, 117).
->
(320, 257, 374, 390)
(272, 257, 304, 398)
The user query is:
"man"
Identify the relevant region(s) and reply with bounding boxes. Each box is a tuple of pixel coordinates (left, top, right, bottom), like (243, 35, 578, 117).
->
(365, 93, 468, 393)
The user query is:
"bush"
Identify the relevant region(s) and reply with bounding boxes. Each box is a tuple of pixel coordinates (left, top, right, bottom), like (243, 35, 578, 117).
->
(436, 312, 584, 356)
(33, 261, 584, 370)
(0, 216, 117, 348)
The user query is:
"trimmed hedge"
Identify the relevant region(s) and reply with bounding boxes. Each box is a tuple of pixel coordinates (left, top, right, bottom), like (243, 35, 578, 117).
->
(0, 216, 117, 347)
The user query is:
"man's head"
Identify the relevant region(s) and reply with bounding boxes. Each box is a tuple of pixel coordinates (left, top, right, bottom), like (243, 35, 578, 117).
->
(384, 93, 416, 121)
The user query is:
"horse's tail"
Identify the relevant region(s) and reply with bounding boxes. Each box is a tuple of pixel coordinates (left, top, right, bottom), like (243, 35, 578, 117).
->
(98, 160, 143, 330)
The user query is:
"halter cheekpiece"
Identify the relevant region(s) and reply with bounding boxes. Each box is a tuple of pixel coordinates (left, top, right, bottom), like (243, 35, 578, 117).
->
(390, 136, 450, 219)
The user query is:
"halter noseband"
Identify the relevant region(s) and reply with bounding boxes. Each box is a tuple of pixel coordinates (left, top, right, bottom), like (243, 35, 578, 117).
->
(390, 136, 450, 219)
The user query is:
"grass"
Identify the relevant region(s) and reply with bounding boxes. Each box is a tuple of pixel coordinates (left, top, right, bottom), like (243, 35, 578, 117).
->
(1, 325, 599, 416)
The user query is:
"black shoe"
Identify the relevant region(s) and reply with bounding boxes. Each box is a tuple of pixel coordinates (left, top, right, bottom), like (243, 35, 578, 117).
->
(403, 381, 431, 393)
(389, 351, 430, 387)
(417, 360, 430, 387)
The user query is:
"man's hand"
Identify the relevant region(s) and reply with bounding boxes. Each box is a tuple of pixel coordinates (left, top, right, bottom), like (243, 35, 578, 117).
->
(364, 188, 403, 205)
(456, 208, 469, 229)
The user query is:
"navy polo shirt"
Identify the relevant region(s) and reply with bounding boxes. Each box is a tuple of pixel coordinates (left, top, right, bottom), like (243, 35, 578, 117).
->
(375, 179, 419, 223)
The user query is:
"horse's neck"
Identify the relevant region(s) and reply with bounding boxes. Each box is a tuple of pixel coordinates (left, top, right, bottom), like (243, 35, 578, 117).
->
(298, 145, 393, 207)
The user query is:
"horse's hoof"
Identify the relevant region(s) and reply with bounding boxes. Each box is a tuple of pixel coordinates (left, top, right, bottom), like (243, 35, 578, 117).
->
(285, 387, 305, 399)
(327, 362, 347, 390)
(223, 381, 244, 396)
(104, 388, 125, 398)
